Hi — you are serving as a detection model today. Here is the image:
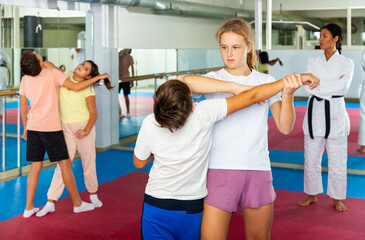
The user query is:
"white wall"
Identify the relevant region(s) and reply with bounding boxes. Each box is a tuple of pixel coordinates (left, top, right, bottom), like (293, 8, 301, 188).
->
(117, 8, 223, 49)
(177, 49, 223, 72)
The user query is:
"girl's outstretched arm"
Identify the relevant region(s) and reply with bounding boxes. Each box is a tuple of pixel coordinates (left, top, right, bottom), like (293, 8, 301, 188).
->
(181, 75, 251, 95)
(63, 73, 110, 92)
(270, 74, 306, 135)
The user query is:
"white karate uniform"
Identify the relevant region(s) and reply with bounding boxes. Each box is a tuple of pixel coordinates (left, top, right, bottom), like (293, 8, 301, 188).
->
(358, 76, 365, 145)
(303, 51, 354, 200)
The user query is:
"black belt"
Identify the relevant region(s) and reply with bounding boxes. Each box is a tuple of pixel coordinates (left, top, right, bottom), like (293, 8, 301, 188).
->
(307, 95, 344, 139)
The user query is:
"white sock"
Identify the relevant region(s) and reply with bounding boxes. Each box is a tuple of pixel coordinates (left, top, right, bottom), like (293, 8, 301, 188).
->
(23, 207, 39, 218)
(73, 201, 95, 213)
(36, 202, 55, 217)
(90, 194, 103, 208)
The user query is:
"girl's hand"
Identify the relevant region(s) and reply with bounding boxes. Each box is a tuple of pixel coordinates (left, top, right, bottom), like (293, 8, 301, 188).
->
(75, 129, 89, 138)
(282, 74, 302, 98)
(299, 73, 319, 89)
(99, 73, 110, 80)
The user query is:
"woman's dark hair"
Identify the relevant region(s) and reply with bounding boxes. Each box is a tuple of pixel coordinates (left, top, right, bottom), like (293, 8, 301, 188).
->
(85, 60, 113, 90)
(20, 51, 42, 76)
(321, 23, 343, 54)
(259, 51, 269, 64)
(153, 80, 193, 133)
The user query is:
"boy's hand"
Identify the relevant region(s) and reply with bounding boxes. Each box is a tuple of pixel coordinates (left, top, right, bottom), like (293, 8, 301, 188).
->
(282, 74, 302, 98)
(300, 73, 319, 89)
(23, 129, 27, 141)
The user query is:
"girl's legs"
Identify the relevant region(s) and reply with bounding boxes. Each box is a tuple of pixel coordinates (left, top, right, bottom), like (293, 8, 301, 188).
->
(77, 125, 101, 207)
(299, 135, 325, 206)
(25, 161, 43, 211)
(201, 202, 232, 240)
(242, 203, 273, 240)
(326, 136, 348, 211)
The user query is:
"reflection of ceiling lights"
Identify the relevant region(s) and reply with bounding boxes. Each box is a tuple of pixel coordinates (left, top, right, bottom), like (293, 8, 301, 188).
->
(250, 20, 320, 30)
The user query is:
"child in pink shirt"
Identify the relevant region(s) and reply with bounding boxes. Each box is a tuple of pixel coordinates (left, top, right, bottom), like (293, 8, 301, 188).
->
(19, 51, 109, 218)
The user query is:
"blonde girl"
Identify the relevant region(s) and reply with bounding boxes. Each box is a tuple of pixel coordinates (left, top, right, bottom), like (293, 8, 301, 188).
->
(183, 18, 318, 240)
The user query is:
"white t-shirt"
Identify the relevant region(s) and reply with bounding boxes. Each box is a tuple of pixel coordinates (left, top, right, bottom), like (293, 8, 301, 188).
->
(203, 68, 281, 170)
(134, 98, 227, 200)
(303, 51, 354, 138)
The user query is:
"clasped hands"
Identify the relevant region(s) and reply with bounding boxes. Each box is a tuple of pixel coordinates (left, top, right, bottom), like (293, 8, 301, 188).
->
(281, 73, 319, 98)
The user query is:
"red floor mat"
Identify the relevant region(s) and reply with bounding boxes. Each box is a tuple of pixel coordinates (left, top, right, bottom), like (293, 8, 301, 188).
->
(269, 106, 363, 156)
(1, 172, 365, 240)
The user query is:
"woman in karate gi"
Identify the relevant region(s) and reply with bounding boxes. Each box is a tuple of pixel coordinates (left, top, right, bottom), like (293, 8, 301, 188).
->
(298, 23, 354, 212)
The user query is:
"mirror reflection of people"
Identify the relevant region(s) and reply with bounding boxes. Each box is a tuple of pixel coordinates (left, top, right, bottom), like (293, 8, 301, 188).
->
(0, 50, 10, 119)
(257, 51, 283, 74)
(71, 48, 86, 69)
(0, 49, 10, 90)
(118, 49, 134, 118)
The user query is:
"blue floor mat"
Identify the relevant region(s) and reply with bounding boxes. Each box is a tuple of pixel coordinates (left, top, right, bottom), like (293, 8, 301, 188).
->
(293, 100, 359, 108)
(0, 149, 152, 221)
(272, 166, 365, 199)
(270, 150, 365, 171)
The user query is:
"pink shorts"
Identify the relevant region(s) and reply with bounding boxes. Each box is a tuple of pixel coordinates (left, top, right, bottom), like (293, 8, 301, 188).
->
(205, 169, 276, 213)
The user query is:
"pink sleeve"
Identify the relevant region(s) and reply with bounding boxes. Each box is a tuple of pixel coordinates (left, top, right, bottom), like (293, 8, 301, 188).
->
(52, 69, 69, 87)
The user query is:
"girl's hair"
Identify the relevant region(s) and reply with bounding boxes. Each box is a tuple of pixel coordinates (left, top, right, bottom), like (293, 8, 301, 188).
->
(259, 51, 269, 64)
(85, 60, 113, 90)
(321, 23, 343, 54)
(216, 18, 257, 70)
(153, 80, 192, 133)
(20, 50, 42, 76)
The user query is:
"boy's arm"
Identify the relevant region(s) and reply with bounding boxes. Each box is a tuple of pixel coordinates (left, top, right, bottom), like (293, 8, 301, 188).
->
(63, 73, 110, 92)
(74, 96, 98, 138)
(20, 95, 28, 140)
(43, 61, 58, 69)
(181, 75, 251, 95)
(225, 79, 285, 115)
(133, 153, 154, 169)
